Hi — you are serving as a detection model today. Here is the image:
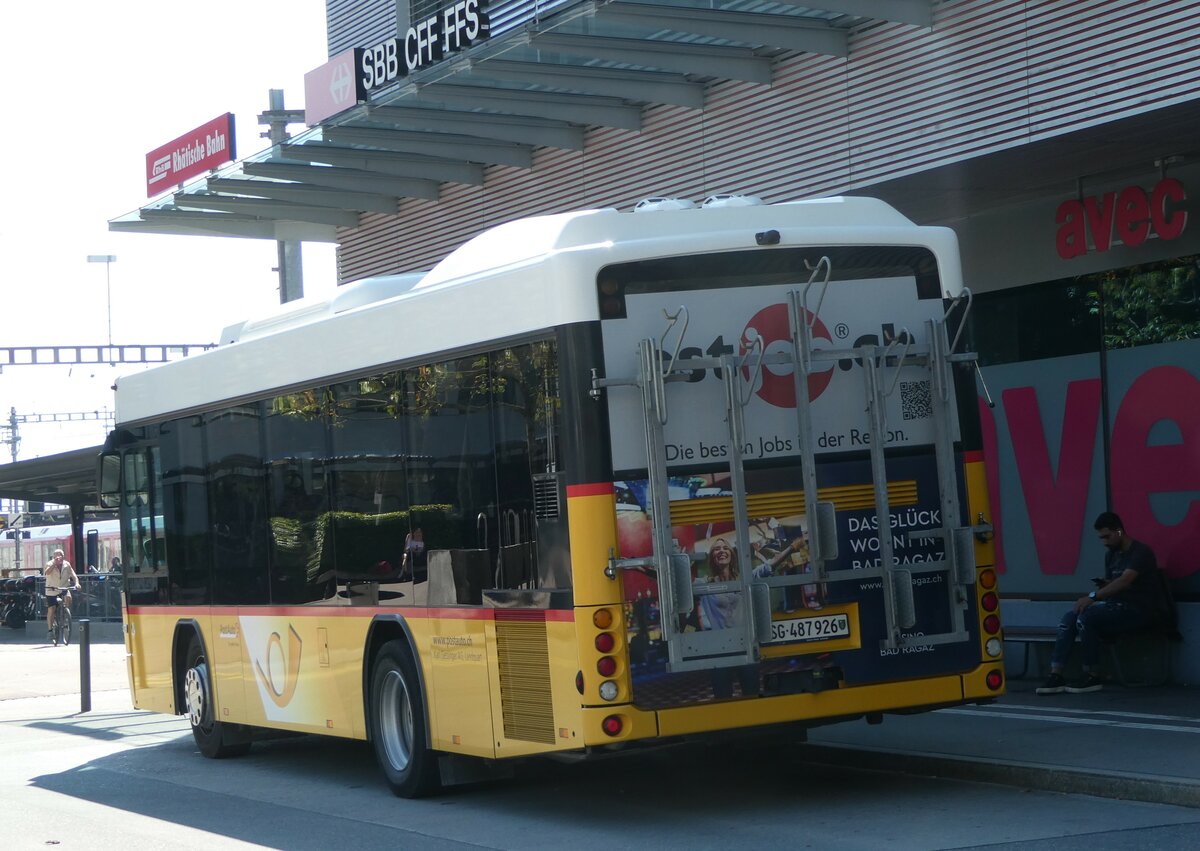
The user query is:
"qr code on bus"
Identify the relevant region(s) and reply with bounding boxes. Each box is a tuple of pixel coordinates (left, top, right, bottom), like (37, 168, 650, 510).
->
(900, 380, 932, 420)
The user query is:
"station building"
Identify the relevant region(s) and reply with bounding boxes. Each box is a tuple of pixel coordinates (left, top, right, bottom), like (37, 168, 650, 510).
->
(112, 0, 1199, 676)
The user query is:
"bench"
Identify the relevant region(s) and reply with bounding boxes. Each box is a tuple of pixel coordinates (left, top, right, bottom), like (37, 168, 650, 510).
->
(1003, 623, 1174, 687)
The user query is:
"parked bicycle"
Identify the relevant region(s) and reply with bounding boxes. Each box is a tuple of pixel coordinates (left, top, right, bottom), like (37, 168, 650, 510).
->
(2, 577, 38, 629)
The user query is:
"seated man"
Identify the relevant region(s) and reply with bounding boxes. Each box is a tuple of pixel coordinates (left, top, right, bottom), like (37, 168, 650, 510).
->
(1036, 512, 1161, 695)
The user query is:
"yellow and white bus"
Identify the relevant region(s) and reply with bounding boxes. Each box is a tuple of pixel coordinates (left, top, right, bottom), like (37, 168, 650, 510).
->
(99, 195, 1003, 797)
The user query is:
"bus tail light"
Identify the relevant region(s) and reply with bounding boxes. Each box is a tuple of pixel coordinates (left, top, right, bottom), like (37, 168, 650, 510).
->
(601, 715, 623, 736)
(586, 607, 627, 703)
(575, 671, 584, 695)
(985, 669, 1004, 690)
(976, 568, 1003, 667)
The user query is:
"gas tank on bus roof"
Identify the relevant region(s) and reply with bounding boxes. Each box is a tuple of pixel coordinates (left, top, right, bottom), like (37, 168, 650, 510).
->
(218, 272, 429, 344)
(419, 196, 918, 290)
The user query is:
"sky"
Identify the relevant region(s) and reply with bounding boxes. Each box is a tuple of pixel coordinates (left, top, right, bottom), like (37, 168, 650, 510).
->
(0, 2, 338, 463)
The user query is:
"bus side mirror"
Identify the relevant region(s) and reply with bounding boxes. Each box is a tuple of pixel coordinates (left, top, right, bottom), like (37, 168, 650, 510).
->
(98, 452, 121, 509)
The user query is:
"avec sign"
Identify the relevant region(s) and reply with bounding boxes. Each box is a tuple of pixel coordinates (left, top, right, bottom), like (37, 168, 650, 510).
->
(360, 0, 489, 92)
(1055, 178, 1187, 259)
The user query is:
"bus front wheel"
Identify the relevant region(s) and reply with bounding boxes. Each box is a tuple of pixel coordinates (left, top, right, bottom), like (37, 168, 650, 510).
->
(369, 640, 440, 797)
(183, 636, 251, 759)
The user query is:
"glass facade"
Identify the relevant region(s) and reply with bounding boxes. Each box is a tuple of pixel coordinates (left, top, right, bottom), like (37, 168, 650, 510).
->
(1095, 256, 1200, 351)
(972, 254, 1200, 366)
(971, 255, 1200, 596)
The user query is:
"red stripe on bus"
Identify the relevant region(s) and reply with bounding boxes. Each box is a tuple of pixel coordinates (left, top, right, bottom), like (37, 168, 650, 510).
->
(126, 605, 575, 621)
(409, 607, 492, 620)
(566, 482, 614, 498)
(127, 606, 241, 617)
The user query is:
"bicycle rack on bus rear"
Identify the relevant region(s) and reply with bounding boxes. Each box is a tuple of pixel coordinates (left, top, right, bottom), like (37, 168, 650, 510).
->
(594, 269, 991, 661)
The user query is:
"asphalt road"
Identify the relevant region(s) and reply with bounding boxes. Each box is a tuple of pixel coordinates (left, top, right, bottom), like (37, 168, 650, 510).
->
(2, 637, 1199, 850)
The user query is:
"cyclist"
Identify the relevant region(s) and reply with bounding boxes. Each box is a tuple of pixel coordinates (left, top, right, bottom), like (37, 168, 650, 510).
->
(44, 549, 80, 641)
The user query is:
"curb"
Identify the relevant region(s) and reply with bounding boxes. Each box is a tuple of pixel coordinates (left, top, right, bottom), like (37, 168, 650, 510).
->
(794, 743, 1200, 809)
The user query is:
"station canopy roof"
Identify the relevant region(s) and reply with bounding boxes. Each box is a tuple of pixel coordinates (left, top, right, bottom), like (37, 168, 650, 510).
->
(110, 1, 935, 241)
(109, 0, 1200, 239)
(0, 446, 102, 510)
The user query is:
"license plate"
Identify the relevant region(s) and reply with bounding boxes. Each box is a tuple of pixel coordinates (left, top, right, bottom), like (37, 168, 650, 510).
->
(767, 612, 851, 644)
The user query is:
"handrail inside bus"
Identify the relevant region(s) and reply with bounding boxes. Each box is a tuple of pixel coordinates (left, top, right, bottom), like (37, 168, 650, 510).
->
(476, 512, 488, 550)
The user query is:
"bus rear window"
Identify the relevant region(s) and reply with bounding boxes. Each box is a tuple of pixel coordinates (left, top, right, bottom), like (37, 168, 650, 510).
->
(597, 246, 941, 319)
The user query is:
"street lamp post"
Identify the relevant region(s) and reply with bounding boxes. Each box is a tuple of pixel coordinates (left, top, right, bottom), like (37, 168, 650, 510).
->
(86, 255, 117, 362)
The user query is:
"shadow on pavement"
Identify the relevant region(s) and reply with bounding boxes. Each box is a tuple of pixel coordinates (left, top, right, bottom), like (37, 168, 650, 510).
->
(22, 714, 1200, 849)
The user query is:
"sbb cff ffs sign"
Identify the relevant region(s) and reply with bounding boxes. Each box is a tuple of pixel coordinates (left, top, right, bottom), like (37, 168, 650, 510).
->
(1055, 178, 1187, 259)
(145, 113, 236, 197)
(359, 0, 489, 93)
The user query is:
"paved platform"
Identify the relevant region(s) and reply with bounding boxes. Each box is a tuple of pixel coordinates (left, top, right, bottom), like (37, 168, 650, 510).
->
(0, 622, 128, 707)
(2, 622, 1196, 807)
(804, 677, 1200, 808)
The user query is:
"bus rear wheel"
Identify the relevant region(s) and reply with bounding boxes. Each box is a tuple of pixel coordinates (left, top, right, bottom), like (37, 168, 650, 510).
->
(369, 640, 440, 797)
(183, 636, 251, 759)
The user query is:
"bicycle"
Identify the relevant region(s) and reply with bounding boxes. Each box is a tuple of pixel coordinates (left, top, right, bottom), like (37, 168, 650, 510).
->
(3, 578, 38, 630)
(48, 591, 73, 647)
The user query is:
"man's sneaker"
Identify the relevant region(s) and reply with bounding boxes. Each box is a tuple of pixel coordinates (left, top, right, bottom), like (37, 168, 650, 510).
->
(1035, 673, 1066, 695)
(1066, 674, 1104, 694)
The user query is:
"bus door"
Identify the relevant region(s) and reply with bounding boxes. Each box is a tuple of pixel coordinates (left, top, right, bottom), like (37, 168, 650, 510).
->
(496, 509, 535, 589)
(100, 444, 172, 712)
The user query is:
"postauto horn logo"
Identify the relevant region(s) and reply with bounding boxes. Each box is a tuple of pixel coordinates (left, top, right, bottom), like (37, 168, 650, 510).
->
(254, 625, 302, 708)
(740, 303, 833, 408)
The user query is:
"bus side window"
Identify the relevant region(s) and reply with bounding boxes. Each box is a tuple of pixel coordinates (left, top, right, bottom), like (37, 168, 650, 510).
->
(206, 406, 270, 605)
(329, 372, 410, 605)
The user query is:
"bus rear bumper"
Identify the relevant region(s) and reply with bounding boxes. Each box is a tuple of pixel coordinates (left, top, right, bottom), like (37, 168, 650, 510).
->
(581, 665, 1004, 745)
